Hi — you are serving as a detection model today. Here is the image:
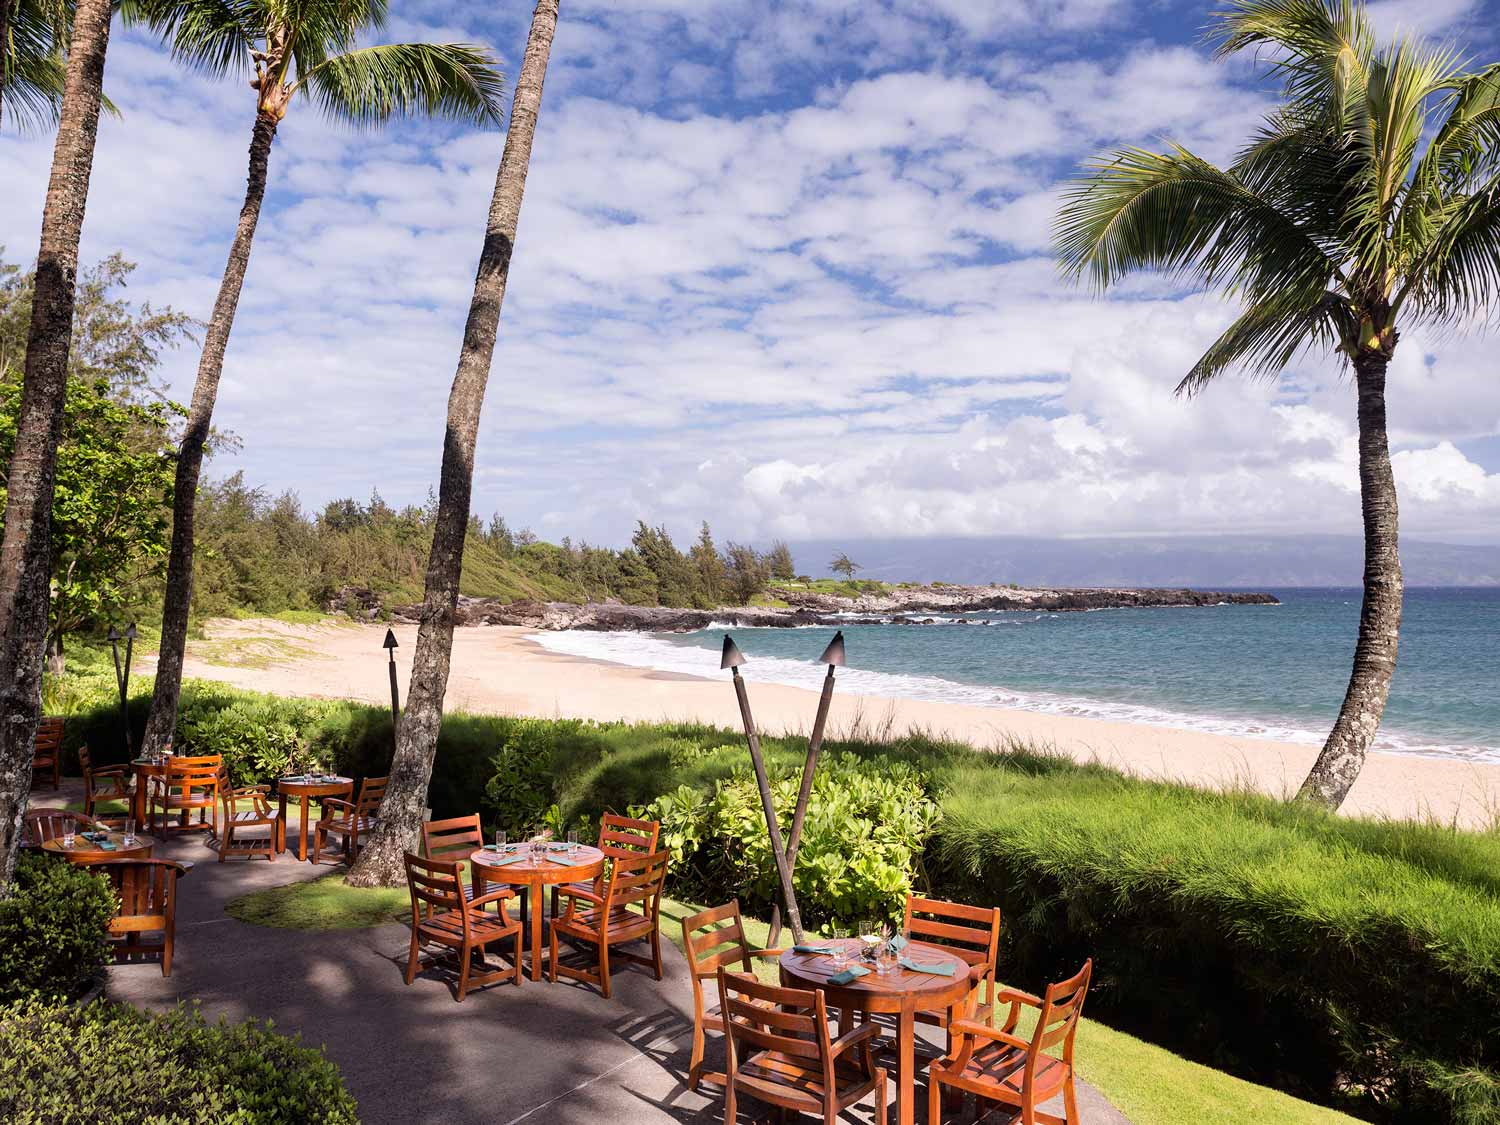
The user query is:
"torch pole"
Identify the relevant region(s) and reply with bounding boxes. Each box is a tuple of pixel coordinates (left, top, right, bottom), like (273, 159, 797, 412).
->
(732, 667, 804, 945)
(387, 649, 401, 742)
(768, 662, 836, 946)
(121, 628, 135, 759)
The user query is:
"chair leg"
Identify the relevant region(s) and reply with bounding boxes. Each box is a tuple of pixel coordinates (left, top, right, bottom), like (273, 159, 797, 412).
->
(548, 924, 560, 983)
(598, 939, 612, 999)
(457, 943, 472, 1002)
(218, 825, 229, 862)
(876, 1068, 887, 1125)
(513, 928, 523, 986)
(688, 1016, 706, 1091)
(651, 925, 663, 980)
(1063, 1072, 1079, 1123)
(724, 1081, 736, 1125)
(405, 932, 420, 986)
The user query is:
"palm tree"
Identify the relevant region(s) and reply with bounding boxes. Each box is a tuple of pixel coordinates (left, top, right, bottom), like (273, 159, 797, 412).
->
(347, 0, 560, 887)
(0, 0, 113, 887)
(1, 0, 68, 132)
(1056, 0, 1500, 810)
(132, 0, 505, 760)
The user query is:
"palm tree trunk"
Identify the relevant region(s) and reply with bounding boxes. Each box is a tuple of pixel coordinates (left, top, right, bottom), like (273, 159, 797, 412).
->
(347, 0, 560, 887)
(140, 111, 278, 757)
(1296, 352, 1403, 809)
(0, 0, 111, 889)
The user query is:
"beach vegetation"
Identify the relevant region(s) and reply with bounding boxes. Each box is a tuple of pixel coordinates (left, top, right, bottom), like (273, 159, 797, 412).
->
(0, 854, 113, 1005)
(1057, 0, 1500, 811)
(829, 550, 861, 579)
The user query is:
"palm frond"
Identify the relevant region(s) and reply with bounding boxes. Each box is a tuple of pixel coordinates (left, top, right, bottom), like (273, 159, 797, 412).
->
(1411, 171, 1500, 325)
(1055, 144, 1340, 302)
(122, 0, 260, 79)
(1179, 289, 1355, 394)
(1400, 64, 1500, 249)
(2, 0, 67, 132)
(294, 41, 504, 129)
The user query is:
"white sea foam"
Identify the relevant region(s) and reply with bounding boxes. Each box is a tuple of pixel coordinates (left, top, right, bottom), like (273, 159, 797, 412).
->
(530, 629, 1500, 764)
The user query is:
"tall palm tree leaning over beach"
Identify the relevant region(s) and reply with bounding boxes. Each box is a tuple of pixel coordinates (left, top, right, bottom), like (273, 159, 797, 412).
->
(132, 0, 505, 759)
(1056, 0, 1500, 810)
(348, 0, 560, 888)
(0, 0, 114, 886)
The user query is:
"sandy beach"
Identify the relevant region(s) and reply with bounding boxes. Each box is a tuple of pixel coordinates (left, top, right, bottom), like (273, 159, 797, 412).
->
(155, 617, 1500, 828)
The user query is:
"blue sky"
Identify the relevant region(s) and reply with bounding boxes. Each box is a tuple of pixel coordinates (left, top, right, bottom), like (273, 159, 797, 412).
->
(2, 0, 1498, 547)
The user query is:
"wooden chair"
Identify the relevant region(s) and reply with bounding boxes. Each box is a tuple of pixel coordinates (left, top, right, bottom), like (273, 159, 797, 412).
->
(79, 744, 133, 825)
(549, 848, 670, 999)
(927, 959, 1093, 1125)
(717, 968, 887, 1125)
(903, 895, 1002, 1028)
(680, 900, 789, 1090)
(147, 755, 221, 837)
(89, 858, 192, 977)
(313, 775, 387, 864)
(421, 814, 513, 910)
(402, 852, 523, 1001)
(32, 717, 63, 790)
(21, 808, 104, 847)
(551, 811, 660, 916)
(216, 768, 284, 862)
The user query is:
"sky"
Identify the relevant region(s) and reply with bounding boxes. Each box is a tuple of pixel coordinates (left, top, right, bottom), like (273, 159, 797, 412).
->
(2, 0, 1499, 550)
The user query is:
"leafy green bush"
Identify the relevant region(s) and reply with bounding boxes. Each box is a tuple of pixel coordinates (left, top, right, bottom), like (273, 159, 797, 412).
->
(177, 687, 337, 784)
(0, 854, 114, 1004)
(0, 999, 358, 1123)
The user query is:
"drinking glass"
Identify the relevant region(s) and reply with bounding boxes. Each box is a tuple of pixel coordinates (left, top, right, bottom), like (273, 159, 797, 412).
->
(495, 829, 507, 851)
(830, 927, 850, 969)
(123, 818, 137, 846)
(567, 830, 579, 854)
(858, 918, 881, 962)
(61, 816, 76, 848)
(876, 945, 898, 975)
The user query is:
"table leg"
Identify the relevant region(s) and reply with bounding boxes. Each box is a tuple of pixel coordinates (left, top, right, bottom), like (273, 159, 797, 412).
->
(297, 795, 311, 862)
(529, 878, 544, 982)
(132, 772, 148, 828)
(897, 1009, 916, 1125)
(277, 795, 288, 854)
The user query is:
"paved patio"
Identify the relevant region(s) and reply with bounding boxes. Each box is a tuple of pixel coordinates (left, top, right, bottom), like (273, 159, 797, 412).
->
(37, 782, 1130, 1124)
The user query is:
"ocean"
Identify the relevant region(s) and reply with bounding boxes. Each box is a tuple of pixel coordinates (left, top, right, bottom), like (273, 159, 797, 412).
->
(533, 588, 1500, 763)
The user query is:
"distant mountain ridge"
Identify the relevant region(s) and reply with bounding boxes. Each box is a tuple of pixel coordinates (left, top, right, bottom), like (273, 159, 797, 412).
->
(783, 535, 1500, 588)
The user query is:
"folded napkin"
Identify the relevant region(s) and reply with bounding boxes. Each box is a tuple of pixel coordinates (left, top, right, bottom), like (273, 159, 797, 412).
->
(81, 832, 106, 842)
(899, 957, 955, 976)
(887, 934, 908, 953)
(793, 944, 839, 954)
(97, 841, 119, 851)
(480, 852, 529, 867)
(828, 965, 871, 985)
(548, 852, 592, 866)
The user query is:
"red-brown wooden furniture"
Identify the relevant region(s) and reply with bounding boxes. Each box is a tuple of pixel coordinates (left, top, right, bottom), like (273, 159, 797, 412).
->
(903, 895, 1002, 1032)
(42, 831, 155, 863)
(313, 775, 387, 864)
(217, 768, 283, 862)
(403, 852, 523, 1001)
(276, 775, 353, 861)
(551, 811, 660, 916)
(22, 808, 105, 847)
(717, 968, 887, 1125)
(680, 900, 789, 1090)
(78, 744, 133, 825)
(549, 848, 669, 999)
(89, 858, 191, 976)
(469, 844, 606, 982)
(927, 959, 1093, 1125)
(32, 717, 63, 790)
(421, 814, 512, 910)
(147, 755, 221, 837)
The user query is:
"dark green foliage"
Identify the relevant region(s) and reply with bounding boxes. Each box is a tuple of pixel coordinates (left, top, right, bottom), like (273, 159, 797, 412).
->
(0, 1000, 358, 1123)
(0, 855, 113, 1004)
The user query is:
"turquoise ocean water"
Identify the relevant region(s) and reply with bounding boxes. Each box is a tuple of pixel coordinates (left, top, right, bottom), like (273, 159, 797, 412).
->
(533, 588, 1500, 762)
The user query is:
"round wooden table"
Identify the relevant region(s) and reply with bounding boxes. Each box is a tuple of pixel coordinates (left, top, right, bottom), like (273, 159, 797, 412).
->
(42, 831, 156, 863)
(469, 844, 606, 982)
(129, 759, 167, 826)
(276, 777, 354, 862)
(779, 938, 971, 1125)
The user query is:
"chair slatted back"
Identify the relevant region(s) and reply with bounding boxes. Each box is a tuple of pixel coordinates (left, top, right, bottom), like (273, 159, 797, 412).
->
(717, 970, 829, 1063)
(354, 776, 389, 818)
(682, 900, 757, 981)
(1033, 959, 1092, 1061)
(23, 808, 101, 845)
(404, 853, 468, 930)
(33, 718, 63, 754)
(598, 812, 660, 860)
(421, 814, 483, 862)
(904, 895, 1001, 1001)
(92, 859, 186, 929)
(77, 744, 97, 775)
(162, 756, 221, 800)
(602, 848, 669, 916)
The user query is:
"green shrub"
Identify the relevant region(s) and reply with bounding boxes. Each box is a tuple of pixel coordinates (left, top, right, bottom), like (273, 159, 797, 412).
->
(0, 999, 358, 1123)
(0, 854, 113, 1004)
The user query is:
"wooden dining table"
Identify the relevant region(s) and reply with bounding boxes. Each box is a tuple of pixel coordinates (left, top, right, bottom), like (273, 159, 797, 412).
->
(42, 830, 156, 863)
(469, 844, 605, 982)
(276, 776, 355, 861)
(779, 938, 972, 1125)
(128, 759, 166, 827)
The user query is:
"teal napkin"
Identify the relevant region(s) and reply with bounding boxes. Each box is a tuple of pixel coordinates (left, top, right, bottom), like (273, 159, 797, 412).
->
(828, 965, 871, 984)
(794, 944, 839, 954)
(97, 841, 118, 851)
(549, 852, 592, 866)
(887, 934, 908, 953)
(899, 957, 955, 976)
(481, 853, 528, 867)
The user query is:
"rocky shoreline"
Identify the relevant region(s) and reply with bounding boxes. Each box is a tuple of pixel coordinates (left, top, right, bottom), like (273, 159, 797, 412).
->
(361, 583, 1278, 632)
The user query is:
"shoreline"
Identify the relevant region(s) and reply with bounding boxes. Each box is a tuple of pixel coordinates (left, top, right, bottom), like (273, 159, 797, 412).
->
(154, 618, 1500, 829)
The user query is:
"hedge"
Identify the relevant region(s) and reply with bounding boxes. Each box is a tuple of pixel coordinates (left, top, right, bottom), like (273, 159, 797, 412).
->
(0, 853, 114, 1005)
(0, 1000, 358, 1123)
(52, 679, 1500, 1123)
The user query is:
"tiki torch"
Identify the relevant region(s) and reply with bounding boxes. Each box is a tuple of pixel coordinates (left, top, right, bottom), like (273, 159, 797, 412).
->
(107, 623, 138, 758)
(769, 630, 844, 946)
(722, 634, 805, 944)
(383, 628, 401, 747)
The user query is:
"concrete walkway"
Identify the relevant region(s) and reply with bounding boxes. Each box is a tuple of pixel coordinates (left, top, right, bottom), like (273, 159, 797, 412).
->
(41, 784, 1130, 1124)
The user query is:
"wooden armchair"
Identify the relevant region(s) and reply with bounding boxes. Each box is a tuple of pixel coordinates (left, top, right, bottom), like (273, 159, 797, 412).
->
(927, 959, 1093, 1125)
(403, 852, 522, 1001)
(421, 814, 513, 910)
(551, 811, 659, 917)
(21, 808, 104, 847)
(79, 744, 133, 825)
(89, 858, 192, 977)
(680, 900, 789, 1090)
(313, 775, 387, 864)
(216, 768, 284, 862)
(903, 895, 1002, 1029)
(147, 755, 221, 837)
(549, 848, 669, 999)
(717, 969, 886, 1125)
(32, 717, 63, 790)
